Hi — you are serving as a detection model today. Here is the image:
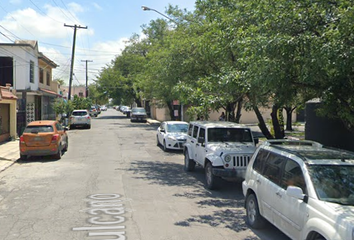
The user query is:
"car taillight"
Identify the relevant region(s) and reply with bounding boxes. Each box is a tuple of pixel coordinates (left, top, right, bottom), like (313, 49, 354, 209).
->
(86, 116, 91, 119)
(20, 136, 25, 143)
(51, 134, 60, 143)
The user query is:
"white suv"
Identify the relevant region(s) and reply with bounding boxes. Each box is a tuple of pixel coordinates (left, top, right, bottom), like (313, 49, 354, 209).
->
(184, 121, 258, 190)
(70, 110, 91, 129)
(242, 139, 354, 240)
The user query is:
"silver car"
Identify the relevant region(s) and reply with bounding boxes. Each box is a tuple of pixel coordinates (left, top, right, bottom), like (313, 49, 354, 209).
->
(70, 110, 91, 129)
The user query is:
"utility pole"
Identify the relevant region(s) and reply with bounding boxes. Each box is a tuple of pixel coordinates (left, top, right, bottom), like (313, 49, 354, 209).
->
(64, 24, 88, 100)
(81, 60, 93, 98)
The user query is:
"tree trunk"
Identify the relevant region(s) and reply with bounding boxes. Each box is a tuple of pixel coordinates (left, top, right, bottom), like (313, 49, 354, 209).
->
(253, 105, 274, 139)
(135, 98, 142, 107)
(226, 102, 235, 122)
(235, 99, 243, 123)
(271, 105, 285, 139)
(284, 106, 295, 131)
(166, 101, 175, 120)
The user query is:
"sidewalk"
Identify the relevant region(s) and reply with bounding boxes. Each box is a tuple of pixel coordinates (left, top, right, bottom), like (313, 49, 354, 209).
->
(147, 118, 160, 125)
(0, 139, 19, 173)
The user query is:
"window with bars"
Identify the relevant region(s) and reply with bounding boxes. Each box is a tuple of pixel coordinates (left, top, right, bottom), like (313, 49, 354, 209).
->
(30, 61, 34, 83)
(39, 68, 44, 83)
(46, 71, 50, 86)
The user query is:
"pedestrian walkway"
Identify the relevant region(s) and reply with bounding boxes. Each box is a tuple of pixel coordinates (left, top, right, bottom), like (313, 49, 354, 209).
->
(0, 139, 19, 173)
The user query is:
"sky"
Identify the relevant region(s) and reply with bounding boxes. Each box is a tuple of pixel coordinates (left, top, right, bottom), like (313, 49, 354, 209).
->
(0, 0, 196, 86)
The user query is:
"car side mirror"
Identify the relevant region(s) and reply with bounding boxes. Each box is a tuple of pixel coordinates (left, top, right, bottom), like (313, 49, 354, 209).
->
(254, 138, 259, 145)
(160, 129, 165, 133)
(286, 186, 305, 200)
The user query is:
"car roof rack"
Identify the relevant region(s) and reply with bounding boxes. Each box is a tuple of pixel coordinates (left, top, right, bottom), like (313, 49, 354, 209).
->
(264, 139, 323, 148)
(264, 139, 354, 162)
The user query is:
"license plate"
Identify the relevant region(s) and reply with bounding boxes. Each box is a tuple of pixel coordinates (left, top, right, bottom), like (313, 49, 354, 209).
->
(34, 137, 43, 141)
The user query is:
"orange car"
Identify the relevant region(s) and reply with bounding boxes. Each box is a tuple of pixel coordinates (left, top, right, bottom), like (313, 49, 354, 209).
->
(19, 120, 68, 160)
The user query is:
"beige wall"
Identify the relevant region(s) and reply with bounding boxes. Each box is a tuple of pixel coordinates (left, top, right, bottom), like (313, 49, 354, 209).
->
(61, 86, 86, 98)
(151, 104, 297, 124)
(0, 99, 17, 139)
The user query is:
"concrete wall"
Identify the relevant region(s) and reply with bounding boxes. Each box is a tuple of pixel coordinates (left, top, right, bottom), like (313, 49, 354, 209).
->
(151, 103, 297, 124)
(1, 45, 39, 91)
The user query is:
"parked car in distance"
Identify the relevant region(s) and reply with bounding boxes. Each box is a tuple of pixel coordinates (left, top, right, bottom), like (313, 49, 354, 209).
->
(242, 139, 354, 240)
(89, 106, 98, 117)
(130, 107, 147, 122)
(157, 121, 189, 151)
(100, 105, 107, 111)
(123, 106, 131, 115)
(19, 120, 68, 160)
(119, 106, 128, 112)
(70, 110, 91, 129)
(184, 121, 258, 189)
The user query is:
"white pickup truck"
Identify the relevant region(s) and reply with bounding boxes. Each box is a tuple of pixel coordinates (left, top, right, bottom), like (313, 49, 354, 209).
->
(183, 121, 258, 190)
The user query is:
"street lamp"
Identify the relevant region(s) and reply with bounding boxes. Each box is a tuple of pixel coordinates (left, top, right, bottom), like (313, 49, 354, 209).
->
(141, 5, 177, 24)
(141, 5, 183, 120)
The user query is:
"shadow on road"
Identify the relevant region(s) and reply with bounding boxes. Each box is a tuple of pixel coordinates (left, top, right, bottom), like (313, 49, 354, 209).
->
(94, 115, 128, 120)
(16, 155, 62, 164)
(123, 160, 250, 233)
(122, 159, 289, 239)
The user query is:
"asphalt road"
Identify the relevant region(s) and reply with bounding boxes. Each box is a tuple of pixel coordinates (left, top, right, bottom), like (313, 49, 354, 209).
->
(0, 109, 290, 240)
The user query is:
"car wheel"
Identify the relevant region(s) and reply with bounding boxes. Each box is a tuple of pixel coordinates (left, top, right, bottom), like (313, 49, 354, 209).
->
(87, 124, 91, 129)
(205, 161, 220, 190)
(163, 140, 168, 152)
(54, 146, 62, 160)
(70, 125, 75, 130)
(20, 154, 27, 160)
(245, 193, 266, 229)
(63, 138, 68, 152)
(184, 150, 195, 172)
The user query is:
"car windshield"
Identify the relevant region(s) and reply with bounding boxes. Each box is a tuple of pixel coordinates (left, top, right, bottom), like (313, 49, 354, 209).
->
(167, 124, 188, 133)
(72, 111, 87, 116)
(308, 165, 354, 205)
(208, 128, 253, 143)
(24, 125, 54, 133)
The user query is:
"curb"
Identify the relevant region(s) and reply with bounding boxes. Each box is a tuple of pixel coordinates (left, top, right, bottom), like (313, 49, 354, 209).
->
(0, 159, 16, 173)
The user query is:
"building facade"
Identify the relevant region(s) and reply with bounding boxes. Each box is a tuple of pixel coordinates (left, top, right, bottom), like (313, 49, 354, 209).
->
(0, 84, 17, 143)
(0, 40, 60, 136)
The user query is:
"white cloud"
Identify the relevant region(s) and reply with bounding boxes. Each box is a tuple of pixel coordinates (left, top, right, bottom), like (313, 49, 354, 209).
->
(41, 38, 128, 85)
(67, 2, 84, 13)
(92, 3, 103, 11)
(0, 3, 127, 86)
(0, 3, 92, 41)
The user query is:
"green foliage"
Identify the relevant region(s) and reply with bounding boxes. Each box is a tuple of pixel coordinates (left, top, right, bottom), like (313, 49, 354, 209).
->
(52, 98, 74, 118)
(71, 95, 92, 110)
(93, 0, 354, 134)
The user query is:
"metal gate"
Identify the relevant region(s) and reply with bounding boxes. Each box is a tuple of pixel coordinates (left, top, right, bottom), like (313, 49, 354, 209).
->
(16, 98, 26, 137)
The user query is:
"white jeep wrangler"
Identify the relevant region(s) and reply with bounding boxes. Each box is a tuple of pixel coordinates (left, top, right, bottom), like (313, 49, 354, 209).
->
(183, 121, 258, 189)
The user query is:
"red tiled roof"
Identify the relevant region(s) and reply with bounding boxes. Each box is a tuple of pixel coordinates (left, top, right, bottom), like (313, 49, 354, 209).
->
(40, 88, 61, 97)
(0, 87, 17, 100)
